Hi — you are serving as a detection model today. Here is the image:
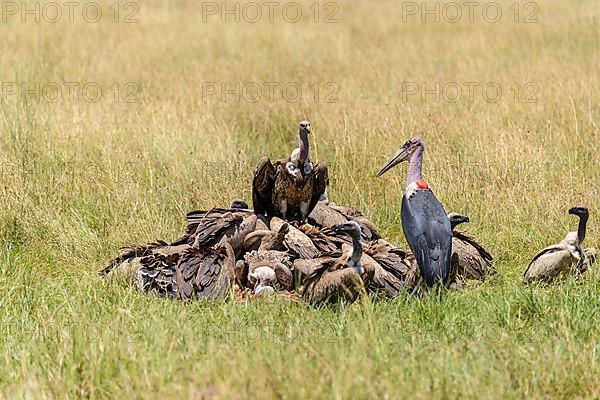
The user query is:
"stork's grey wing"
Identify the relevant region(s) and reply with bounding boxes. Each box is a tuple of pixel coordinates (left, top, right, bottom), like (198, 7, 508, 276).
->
(252, 156, 276, 215)
(401, 190, 452, 286)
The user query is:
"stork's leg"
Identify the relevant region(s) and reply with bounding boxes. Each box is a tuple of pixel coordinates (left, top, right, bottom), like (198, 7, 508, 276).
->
(299, 201, 310, 223)
(408, 277, 423, 298)
(280, 200, 288, 220)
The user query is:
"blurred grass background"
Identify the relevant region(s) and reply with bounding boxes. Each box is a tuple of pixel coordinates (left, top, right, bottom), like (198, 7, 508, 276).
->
(0, 0, 599, 398)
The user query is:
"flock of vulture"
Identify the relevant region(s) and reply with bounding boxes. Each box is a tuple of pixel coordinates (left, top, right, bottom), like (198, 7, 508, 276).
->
(103, 121, 598, 304)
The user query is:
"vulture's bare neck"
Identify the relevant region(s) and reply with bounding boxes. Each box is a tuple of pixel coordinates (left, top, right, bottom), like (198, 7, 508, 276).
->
(577, 214, 588, 244)
(298, 130, 309, 162)
(349, 232, 362, 267)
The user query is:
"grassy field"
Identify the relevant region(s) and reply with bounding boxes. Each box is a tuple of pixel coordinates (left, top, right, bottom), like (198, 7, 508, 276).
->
(1, 0, 599, 398)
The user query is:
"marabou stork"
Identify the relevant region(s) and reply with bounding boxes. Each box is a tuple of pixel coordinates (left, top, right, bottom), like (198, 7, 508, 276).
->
(376, 136, 452, 287)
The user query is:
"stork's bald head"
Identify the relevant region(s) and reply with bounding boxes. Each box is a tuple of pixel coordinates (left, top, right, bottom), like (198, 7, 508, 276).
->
(376, 136, 426, 177)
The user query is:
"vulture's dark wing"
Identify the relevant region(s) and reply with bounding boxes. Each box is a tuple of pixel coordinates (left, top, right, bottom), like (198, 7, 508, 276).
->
(311, 202, 380, 241)
(171, 209, 256, 257)
(451, 232, 495, 280)
(136, 250, 180, 297)
(523, 243, 572, 282)
(298, 224, 349, 254)
(365, 239, 414, 295)
(308, 162, 329, 218)
(273, 262, 294, 291)
(453, 231, 494, 263)
(302, 262, 362, 304)
(308, 202, 348, 228)
(270, 218, 319, 259)
(172, 208, 252, 244)
(175, 243, 236, 300)
(102, 240, 169, 276)
(252, 156, 276, 216)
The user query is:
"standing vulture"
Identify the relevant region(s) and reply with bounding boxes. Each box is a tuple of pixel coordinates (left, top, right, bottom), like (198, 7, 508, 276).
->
(524, 206, 590, 284)
(252, 121, 329, 223)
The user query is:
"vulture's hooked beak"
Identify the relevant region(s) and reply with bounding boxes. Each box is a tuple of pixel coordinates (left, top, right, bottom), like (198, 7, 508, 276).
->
(333, 221, 361, 236)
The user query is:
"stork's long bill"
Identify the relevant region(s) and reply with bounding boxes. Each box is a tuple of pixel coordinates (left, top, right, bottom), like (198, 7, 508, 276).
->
(376, 136, 425, 188)
(376, 145, 412, 178)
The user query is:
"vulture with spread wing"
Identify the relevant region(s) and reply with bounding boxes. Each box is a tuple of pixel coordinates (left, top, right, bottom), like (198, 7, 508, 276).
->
(252, 121, 328, 223)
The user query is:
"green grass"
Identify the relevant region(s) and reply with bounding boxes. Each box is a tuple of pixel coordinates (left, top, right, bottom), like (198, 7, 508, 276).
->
(1, 0, 599, 398)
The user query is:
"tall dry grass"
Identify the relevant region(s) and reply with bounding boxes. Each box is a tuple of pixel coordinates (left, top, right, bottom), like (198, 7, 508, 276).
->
(0, 0, 599, 398)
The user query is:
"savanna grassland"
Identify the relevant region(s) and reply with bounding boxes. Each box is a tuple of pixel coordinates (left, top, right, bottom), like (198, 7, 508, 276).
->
(0, 0, 599, 398)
